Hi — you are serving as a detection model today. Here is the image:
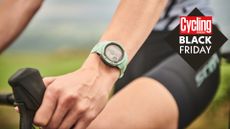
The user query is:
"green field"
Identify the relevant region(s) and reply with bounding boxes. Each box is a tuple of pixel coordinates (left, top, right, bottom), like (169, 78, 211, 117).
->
(0, 52, 229, 129)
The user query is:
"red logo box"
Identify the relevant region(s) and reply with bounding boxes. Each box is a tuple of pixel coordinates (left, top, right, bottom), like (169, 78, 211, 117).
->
(180, 16, 212, 35)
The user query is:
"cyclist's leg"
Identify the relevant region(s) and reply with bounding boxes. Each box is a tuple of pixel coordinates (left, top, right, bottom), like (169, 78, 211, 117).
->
(87, 53, 220, 129)
(87, 77, 179, 129)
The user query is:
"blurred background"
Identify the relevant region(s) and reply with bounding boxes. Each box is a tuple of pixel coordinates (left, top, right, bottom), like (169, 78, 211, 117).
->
(0, 0, 229, 129)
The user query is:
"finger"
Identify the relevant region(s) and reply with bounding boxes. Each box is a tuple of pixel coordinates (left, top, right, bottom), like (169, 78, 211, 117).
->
(45, 99, 73, 129)
(43, 77, 56, 87)
(58, 105, 82, 129)
(73, 117, 91, 129)
(14, 106, 19, 113)
(74, 111, 96, 129)
(33, 88, 58, 127)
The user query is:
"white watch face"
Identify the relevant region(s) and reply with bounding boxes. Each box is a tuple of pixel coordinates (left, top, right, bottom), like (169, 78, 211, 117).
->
(104, 43, 124, 63)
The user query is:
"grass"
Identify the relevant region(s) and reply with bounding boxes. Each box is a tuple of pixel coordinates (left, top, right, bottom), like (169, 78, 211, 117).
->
(0, 52, 229, 129)
(0, 51, 87, 91)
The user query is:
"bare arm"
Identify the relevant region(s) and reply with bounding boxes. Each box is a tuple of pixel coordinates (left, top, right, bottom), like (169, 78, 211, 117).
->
(0, 0, 43, 53)
(100, 0, 167, 60)
(34, 0, 168, 129)
(84, 0, 168, 80)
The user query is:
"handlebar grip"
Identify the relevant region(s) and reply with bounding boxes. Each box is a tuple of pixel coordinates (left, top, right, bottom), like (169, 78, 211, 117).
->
(8, 68, 46, 129)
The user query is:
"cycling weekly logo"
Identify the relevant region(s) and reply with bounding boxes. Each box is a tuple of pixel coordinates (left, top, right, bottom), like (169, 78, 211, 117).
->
(166, 8, 228, 70)
(179, 16, 212, 54)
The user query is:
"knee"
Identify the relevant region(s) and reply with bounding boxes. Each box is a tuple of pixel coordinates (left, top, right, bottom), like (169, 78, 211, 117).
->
(131, 77, 179, 129)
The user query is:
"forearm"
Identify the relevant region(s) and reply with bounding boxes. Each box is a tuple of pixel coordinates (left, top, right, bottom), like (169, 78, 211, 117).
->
(101, 0, 167, 60)
(0, 0, 43, 53)
(83, 0, 167, 81)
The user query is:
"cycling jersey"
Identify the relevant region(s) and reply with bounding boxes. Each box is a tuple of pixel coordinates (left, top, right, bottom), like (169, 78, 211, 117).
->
(154, 0, 213, 31)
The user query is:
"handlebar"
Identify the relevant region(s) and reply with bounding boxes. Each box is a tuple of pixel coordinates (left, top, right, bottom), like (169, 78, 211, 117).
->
(0, 93, 15, 106)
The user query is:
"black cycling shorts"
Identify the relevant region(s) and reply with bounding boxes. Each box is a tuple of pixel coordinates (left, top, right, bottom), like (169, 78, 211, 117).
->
(114, 31, 220, 129)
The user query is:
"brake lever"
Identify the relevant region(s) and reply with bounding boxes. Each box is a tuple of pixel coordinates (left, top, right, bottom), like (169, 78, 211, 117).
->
(8, 68, 46, 129)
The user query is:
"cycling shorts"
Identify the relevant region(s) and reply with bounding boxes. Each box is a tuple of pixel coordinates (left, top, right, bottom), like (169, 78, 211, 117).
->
(114, 31, 220, 129)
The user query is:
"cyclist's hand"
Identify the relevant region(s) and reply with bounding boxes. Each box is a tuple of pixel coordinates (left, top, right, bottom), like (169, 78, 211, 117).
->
(33, 54, 119, 129)
(14, 77, 57, 113)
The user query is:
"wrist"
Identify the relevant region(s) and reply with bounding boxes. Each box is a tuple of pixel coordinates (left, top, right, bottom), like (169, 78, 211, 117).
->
(81, 53, 120, 81)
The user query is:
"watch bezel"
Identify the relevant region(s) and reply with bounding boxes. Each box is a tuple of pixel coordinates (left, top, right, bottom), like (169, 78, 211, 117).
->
(102, 42, 125, 66)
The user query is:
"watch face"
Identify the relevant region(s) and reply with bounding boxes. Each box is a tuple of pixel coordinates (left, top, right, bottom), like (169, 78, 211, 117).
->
(104, 43, 124, 63)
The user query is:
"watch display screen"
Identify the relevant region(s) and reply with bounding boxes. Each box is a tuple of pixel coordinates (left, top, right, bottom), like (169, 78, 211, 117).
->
(105, 43, 124, 63)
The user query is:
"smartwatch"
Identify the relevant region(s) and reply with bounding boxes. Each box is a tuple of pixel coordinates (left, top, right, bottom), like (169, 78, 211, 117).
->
(90, 41, 128, 78)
